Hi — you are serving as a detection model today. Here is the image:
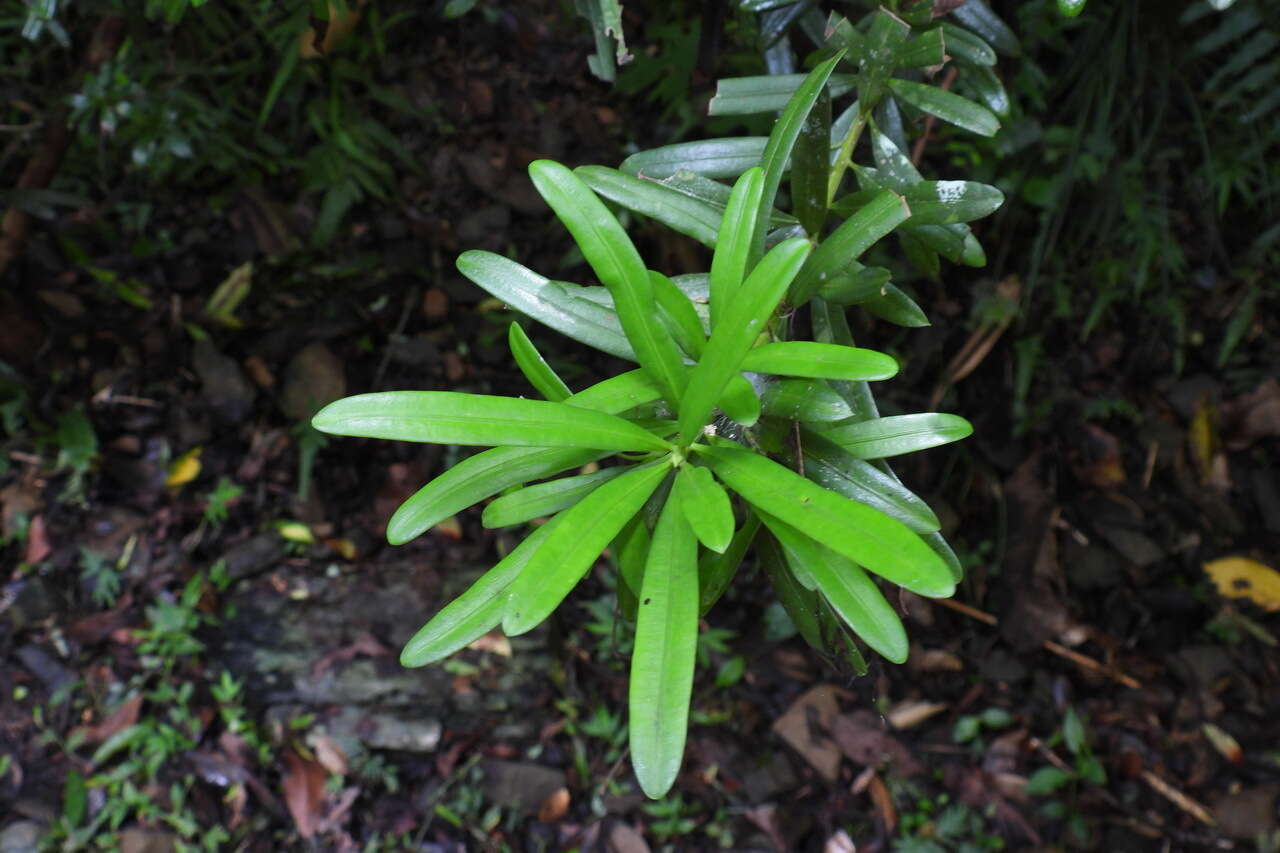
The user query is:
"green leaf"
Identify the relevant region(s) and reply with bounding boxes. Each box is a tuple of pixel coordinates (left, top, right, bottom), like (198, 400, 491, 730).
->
(482, 467, 626, 528)
(898, 227, 942, 278)
(862, 282, 931, 327)
(1024, 766, 1074, 796)
(574, 0, 628, 81)
(502, 463, 669, 635)
(751, 53, 845, 265)
(313, 392, 670, 452)
(699, 513, 760, 615)
(458, 251, 633, 359)
(799, 430, 941, 533)
(565, 369, 666, 414)
(950, 1, 1020, 56)
(576, 165, 722, 248)
(791, 81, 832, 236)
(677, 237, 812, 446)
(400, 517, 563, 666)
(886, 78, 1000, 137)
(387, 447, 600, 545)
(760, 378, 855, 422)
(651, 170, 797, 228)
(757, 534, 825, 650)
(629, 493, 698, 799)
(675, 465, 734, 553)
(939, 22, 997, 66)
(698, 445, 954, 597)
(529, 160, 687, 404)
(902, 181, 1005, 225)
(922, 530, 964, 583)
(1057, 0, 1087, 18)
(762, 514, 908, 663)
(718, 375, 761, 427)
(894, 27, 946, 67)
(820, 413, 972, 459)
(620, 138, 771, 180)
(709, 168, 764, 330)
(792, 189, 910, 304)
(1063, 706, 1087, 755)
(614, 513, 651, 622)
(708, 73, 857, 116)
(508, 322, 572, 402)
(960, 63, 1011, 117)
(869, 125, 924, 188)
(907, 223, 986, 267)
(741, 342, 898, 381)
(858, 9, 912, 105)
(817, 264, 893, 305)
(651, 270, 707, 360)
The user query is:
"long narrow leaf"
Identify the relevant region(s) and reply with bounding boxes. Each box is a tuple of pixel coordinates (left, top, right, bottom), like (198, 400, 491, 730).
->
(741, 342, 898, 380)
(677, 238, 812, 446)
(313, 392, 670, 452)
(760, 378, 855, 422)
(708, 73, 857, 116)
(577, 165, 722, 248)
(502, 463, 669, 635)
(709, 169, 764, 330)
(509, 322, 572, 401)
(400, 517, 563, 666)
(621, 138, 771, 180)
(651, 271, 707, 359)
(675, 465, 734, 553)
(820, 413, 973, 458)
(630, 493, 698, 799)
(799, 429, 940, 533)
(529, 161, 686, 404)
(791, 189, 910, 303)
(698, 445, 954, 597)
(481, 467, 626, 528)
(698, 513, 760, 615)
(886, 78, 1000, 137)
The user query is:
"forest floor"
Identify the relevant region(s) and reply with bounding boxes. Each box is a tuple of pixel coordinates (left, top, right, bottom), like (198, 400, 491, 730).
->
(1, 6, 1279, 853)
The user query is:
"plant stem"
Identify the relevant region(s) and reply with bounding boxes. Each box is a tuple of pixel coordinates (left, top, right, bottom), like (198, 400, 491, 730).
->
(827, 108, 869, 206)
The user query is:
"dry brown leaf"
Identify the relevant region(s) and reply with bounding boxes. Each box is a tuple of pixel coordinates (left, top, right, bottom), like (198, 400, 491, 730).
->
(1221, 378, 1280, 450)
(605, 821, 650, 853)
(468, 631, 512, 657)
(537, 787, 570, 823)
(823, 829, 856, 853)
(281, 750, 327, 839)
(885, 700, 948, 730)
(1205, 556, 1280, 612)
(71, 694, 142, 745)
(24, 514, 51, 564)
(744, 804, 787, 852)
(299, 1, 368, 58)
(771, 685, 844, 782)
(307, 731, 350, 776)
(1201, 723, 1243, 765)
(868, 773, 898, 833)
(832, 710, 922, 776)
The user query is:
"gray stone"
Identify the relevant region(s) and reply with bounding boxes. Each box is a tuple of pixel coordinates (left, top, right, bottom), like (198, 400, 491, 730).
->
(0, 820, 42, 853)
(327, 708, 441, 752)
(192, 339, 255, 424)
(1093, 524, 1165, 568)
(280, 342, 346, 421)
(481, 760, 565, 812)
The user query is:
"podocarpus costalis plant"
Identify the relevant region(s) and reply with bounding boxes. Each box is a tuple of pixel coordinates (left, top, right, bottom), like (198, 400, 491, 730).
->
(314, 1, 1020, 798)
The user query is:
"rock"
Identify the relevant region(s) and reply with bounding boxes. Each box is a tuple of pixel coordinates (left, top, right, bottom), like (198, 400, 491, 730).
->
(218, 532, 286, 582)
(1212, 785, 1278, 840)
(1063, 539, 1125, 590)
(1170, 645, 1234, 688)
(1, 577, 60, 633)
(15, 644, 77, 693)
(280, 342, 346, 420)
(0, 820, 42, 853)
(1093, 524, 1165, 568)
(118, 828, 176, 853)
(481, 760, 566, 812)
(192, 339, 256, 424)
(326, 708, 441, 753)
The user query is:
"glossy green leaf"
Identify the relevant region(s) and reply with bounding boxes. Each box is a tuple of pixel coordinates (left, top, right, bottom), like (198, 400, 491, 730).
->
(699, 513, 760, 615)
(576, 165, 721, 248)
(458, 251, 633, 359)
(907, 223, 985, 266)
(756, 512, 819, 589)
(502, 463, 669, 635)
(792, 189, 910, 304)
(1057, 0, 1087, 18)
(895, 26, 946, 67)
(809, 297, 882, 422)
(939, 22, 997, 66)
(675, 465, 734, 553)
(869, 125, 924, 189)
(757, 534, 826, 650)
(817, 264, 893, 305)
(751, 53, 844, 265)
(400, 517, 563, 666)
(886, 78, 1000, 137)
(862, 282, 930, 327)
(482, 467, 626, 528)
(922, 530, 964, 583)
(950, 1, 1020, 56)
(960, 63, 1011, 117)
(620, 138, 771, 180)
(708, 73, 857, 116)
(763, 514, 908, 662)
(529, 160, 686, 404)
(709, 168, 764, 330)
(799, 429, 941, 533)
(858, 8, 912, 105)
(820, 413, 973, 459)
(741, 342, 898, 381)
(651, 270, 707, 360)
(719, 375, 761, 427)
(899, 227, 942, 278)
(791, 81, 831, 236)
(313, 392, 670, 452)
(698, 444, 954, 597)
(614, 513, 651, 622)
(902, 181, 1004, 225)
(677, 237, 812, 447)
(823, 13, 866, 56)
(508, 322, 572, 402)
(760, 378, 854, 422)
(652, 170, 797, 228)
(630, 493, 699, 799)
(565, 369, 665, 414)
(386, 446, 600, 545)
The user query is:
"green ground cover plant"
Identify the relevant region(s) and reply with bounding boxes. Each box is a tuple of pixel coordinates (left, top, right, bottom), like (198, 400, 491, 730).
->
(311, 1, 1036, 798)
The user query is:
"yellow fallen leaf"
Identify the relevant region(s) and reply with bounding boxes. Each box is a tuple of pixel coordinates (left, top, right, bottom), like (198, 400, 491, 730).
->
(1188, 398, 1220, 485)
(1205, 556, 1280, 612)
(276, 521, 316, 544)
(166, 446, 202, 487)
